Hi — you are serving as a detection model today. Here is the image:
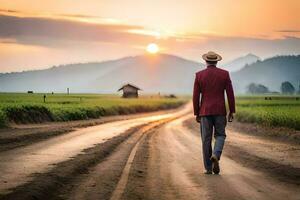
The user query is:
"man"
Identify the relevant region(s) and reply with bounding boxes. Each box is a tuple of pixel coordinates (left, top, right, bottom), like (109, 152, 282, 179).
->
(193, 51, 235, 175)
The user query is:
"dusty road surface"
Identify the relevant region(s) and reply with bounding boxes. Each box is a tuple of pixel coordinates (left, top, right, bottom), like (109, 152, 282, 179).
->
(1, 103, 300, 200)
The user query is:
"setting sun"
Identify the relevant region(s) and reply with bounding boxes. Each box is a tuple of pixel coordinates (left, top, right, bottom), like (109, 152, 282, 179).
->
(146, 43, 159, 54)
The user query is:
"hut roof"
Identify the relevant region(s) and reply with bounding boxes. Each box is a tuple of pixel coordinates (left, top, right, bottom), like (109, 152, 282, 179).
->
(118, 83, 141, 91)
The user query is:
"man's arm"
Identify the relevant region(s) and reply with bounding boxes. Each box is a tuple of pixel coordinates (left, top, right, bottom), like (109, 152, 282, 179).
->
(225, 72, 235, 121)
(193, 74, 201, 122)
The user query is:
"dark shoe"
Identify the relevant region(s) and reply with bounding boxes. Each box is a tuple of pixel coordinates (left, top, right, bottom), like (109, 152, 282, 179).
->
(211, 155, 220, 174)
(204, 170, 212, 175)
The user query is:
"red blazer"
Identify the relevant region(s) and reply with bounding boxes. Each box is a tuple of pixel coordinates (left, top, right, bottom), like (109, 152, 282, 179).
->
(193, 65, 235, 116)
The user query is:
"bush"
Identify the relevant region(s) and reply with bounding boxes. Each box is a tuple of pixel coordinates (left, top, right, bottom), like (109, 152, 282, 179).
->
(0, 110, 7, 127)
(0, 94, 187, 126)
(4, 105, 53, 124)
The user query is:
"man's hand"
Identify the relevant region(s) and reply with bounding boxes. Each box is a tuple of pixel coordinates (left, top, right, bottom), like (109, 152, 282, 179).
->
(228, 113, 234, 122)
(196, 116, 201, 123)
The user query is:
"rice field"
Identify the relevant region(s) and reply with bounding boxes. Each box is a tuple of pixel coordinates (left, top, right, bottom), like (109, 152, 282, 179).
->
(1, 93, 299, 130)
(0, 93, 187, 127)
(235, 96, 300, 130)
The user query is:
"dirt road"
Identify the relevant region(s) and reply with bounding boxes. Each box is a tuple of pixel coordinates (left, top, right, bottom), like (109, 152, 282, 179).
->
(1, 104, 299, 200)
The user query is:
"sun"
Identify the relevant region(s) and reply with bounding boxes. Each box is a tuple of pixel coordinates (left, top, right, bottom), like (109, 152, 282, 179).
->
(146, 43, 159, 54)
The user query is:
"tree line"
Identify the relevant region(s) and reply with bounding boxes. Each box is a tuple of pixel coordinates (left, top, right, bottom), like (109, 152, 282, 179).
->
(246, 81, 300, 94)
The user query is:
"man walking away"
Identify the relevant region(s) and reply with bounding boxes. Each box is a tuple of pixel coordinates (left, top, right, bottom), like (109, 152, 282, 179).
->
(193, 51, 235, 174)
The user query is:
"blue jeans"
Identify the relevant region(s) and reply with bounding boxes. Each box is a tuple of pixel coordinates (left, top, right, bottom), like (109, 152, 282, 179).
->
(200, 115, 227, 171)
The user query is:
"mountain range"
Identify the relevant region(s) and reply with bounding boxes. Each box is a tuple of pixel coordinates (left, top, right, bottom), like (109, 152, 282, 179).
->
(0, 54, 204, 94)
(0, 54, 299, 94)
(232, 55, 300, 92)
(224, 53, 260, 72)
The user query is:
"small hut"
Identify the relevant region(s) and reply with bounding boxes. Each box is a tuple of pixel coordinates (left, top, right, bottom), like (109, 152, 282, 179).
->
(118, 83, 141, 98)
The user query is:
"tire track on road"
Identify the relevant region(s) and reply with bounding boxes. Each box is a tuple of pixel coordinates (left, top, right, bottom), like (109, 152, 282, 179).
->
(0, 115, 184, 200)
(0, 123, 153, 200)
(0, 103, 191, 195)
(109, 116, 183, 200)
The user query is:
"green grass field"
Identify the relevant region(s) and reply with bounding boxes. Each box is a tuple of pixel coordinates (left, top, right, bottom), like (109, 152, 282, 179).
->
(0, 93, 187, 127)
(1, 93, 299, 130)
(235, 96, 300, 130)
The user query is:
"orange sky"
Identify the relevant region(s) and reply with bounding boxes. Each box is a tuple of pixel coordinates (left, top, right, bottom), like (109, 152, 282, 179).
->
(0, 0, 299, 72)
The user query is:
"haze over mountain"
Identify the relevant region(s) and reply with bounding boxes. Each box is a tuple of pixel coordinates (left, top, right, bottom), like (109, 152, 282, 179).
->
(0, 54, 204, 94)
(224, 53, 260, 72)
(232, 55, 300, 93)
(0, 54, 299, 94)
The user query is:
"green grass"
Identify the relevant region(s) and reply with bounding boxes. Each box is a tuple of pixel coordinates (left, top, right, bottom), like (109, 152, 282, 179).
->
(2, 93, 299, 130)
(235, 96, 300, 130)
(0, 93, 187, 127)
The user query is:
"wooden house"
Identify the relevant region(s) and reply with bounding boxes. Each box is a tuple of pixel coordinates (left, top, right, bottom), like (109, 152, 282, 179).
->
(118, 83, 141, 98)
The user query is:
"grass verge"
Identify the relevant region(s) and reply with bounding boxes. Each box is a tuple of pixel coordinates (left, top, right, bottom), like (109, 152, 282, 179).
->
(235, 96, 300, 130)
(0, 93, 187, 127)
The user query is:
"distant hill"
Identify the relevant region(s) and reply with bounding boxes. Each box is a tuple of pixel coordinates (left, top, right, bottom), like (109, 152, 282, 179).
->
(232, 55, 300, 93)
(224, 53, 260, 72)
(0, 54, 204, 94)
(1, 54, 299, 94)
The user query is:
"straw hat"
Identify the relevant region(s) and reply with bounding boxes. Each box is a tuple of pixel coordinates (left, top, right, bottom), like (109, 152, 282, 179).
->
(202, 51, 222, 62)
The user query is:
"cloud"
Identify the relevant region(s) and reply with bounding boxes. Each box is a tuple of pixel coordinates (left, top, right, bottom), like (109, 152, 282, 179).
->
(164, 34, 300, 62)
(276, 30, 300, 33)
(57, 14, 103, 19)
(0, 14, 158, 48)
(0, 38, 17, 44)
(0, 12, 299, 69)
(0, 9, 18, 13)
(1, 12, 299, 51)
